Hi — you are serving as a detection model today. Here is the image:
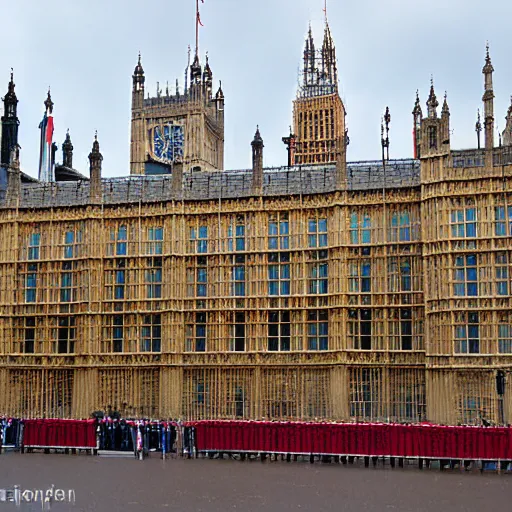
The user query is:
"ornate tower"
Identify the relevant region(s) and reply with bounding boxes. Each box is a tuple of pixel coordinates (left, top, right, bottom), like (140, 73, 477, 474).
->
(417, 79, 450, 159)
(130, 54, 146, 175)
(89, 133, 103, 203)
(289, 20, 346, 166)
(1, 71, 19, 167)
(129, 48, 224, 175)
(251, 126, 264, 193)
(62, 130, 73, 169)
(482, 43, 495, 151)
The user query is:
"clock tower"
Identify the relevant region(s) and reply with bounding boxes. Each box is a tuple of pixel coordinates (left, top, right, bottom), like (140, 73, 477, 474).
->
(130, 50, 225, 175)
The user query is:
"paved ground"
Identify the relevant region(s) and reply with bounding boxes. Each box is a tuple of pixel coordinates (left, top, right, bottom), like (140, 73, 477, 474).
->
(0, 453, 511, 511)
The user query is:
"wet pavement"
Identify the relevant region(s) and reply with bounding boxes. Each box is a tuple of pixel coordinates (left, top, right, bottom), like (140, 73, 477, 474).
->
(0, 452, 511, 511)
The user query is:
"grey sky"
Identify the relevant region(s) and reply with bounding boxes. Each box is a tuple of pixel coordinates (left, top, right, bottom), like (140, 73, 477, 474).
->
(2, 0, 511, 178)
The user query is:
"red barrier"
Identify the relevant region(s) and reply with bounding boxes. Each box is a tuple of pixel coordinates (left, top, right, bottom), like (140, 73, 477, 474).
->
(23, 419, 97, 449)
(189, 421, 512, 460)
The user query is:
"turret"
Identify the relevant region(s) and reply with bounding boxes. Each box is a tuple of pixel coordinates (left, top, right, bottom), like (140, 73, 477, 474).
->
(482, 43, 495, 151)
(1, 70, 19, 167)
(203, 54, 213, 98)
(251, 126, 264, 194)
(215, 81, 224, 122)
(88, 133, 103, 203)
(426, 79, 438, 119)
(502, 96, 512, 147)
(5, 144, 21, 208)
(132, 53, 145, 110)
(321, 22, 337, 87)
(62, 130, 73, 168)
(419, 79, 449, 158)
(412, 90, 423, 158)
(441, 92, 450, 145)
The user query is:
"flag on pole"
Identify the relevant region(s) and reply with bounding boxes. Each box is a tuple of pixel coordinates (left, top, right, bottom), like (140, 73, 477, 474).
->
(38, 93, 54, 182)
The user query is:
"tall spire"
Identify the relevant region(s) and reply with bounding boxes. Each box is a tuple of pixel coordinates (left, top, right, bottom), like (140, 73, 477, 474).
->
(503, 96, 512, 147)
(482, 42, 495, 150)
(475, 109, 482, 149)
(441, 91, 449, 117)
(1, 69, 20, 167)
(426, 77, 438, 118)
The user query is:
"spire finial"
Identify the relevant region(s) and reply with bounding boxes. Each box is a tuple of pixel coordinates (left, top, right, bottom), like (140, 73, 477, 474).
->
(44, 87, 54, 114)
(323, 0, 328, 23)
(10, 67, 13, 83)
(95, 130, 98, 141)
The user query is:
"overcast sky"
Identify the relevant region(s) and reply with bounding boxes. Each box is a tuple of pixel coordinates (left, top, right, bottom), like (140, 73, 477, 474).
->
(2, 0, 511, 178)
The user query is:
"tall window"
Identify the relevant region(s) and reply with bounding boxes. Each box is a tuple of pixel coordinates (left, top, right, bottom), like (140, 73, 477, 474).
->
(141, 314, 161, 352)
(268, 215, 289, 250)
(231, 312, 245, 352)
(268, 257, 290, 296)
(454, 254, 478, 296)
(24, 318, 36, 354)
(60, 268, 73, 303)
(350, 368, 381, 419)
(116, 226, 127, 255)
(388, 257, 411, 292)
(186, 312, 207, 352)
(350, 212, 371, 244)
(228, 222, 245, 252)
(390, 211, 412, 242)
(498, 324, 512, 354)
(349, 260, 371, 293)
(494, 205, 512, 236)
(450, 208, 477, 238)
(28, 233, 40, 260)
(428, 126, 437, 149)
(63, 228, 82, 259)
(115, 260, 125, 300)
(389, 308, 412, 350)
(113, 315, 123, 353)
(26, 233, 40, 303)
(308, 218, 328, 248)
(348, 309, 372, 350)
(232, 265, 245, 296)
(268, 311, 290, 351)
(191, 226, 208, 253)
(146, 257, 162, 299)
(57, 317, 76, 354)
(307, 310, 328, 350)
(495, 253, 509, 296)
(197, 267, 207, 297)
(25, 270, 37, 303)
(454, 312, 479, 354)
(147, 227, 163, 255)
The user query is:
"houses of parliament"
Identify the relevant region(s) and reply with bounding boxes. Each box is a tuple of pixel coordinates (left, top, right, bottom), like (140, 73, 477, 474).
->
(0, 11, 511, 427)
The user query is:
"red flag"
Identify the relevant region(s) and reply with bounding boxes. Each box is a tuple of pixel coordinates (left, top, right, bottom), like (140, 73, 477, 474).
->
(197, 11, 203, 26)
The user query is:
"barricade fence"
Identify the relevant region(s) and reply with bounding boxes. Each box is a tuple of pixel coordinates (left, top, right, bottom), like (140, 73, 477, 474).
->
(2, 418, 512, 463)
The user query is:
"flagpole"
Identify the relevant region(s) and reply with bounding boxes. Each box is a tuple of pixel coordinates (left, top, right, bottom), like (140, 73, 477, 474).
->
(195, 0, 199, 57)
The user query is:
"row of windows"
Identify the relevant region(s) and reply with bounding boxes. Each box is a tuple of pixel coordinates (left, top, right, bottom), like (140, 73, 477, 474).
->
(22, 210, 423, 261)
(453, 252, 512, 297)
(18, 313, 512, 355)
(20, 203, 512, 262)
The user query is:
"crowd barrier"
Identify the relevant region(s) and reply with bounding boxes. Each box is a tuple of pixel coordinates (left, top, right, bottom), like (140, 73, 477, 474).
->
(4, 418, 512, 462)
(190, 421, 512, 460)
(22, 419, 97, 450)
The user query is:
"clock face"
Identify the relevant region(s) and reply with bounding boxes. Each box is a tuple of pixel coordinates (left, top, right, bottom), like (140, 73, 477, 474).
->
(153, 124, 184, 163)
